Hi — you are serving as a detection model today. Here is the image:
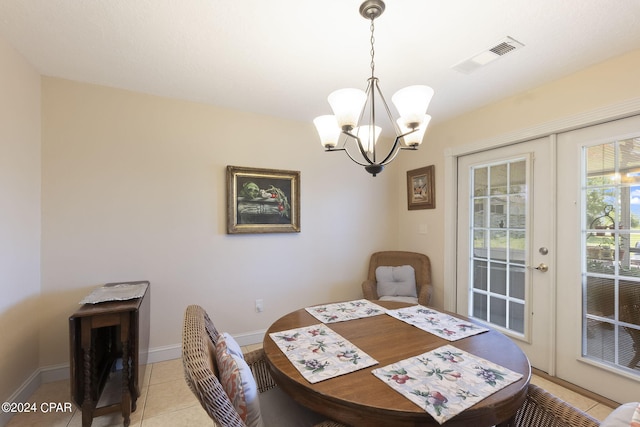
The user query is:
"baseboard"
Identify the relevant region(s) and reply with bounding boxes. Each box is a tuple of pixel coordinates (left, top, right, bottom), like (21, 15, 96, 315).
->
(232, 329, 266, 347)
(147, 343, 182, 364)
(39, 363, 70, 383)
(0, 369, 41, 427)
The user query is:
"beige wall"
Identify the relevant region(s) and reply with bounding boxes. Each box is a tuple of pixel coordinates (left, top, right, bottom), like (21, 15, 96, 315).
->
(0, 37, 41, 402)
(40, 78, 401, 367)
(396, 49, 640, 309)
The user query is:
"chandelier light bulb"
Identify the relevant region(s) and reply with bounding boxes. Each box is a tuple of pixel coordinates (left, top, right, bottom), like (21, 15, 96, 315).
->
(392, 85, 434, 128)
(354, 125, 381, 155)
(313, 115, 340, 149)
(328, 88, 367, 131)
(397, 115, 431, 147)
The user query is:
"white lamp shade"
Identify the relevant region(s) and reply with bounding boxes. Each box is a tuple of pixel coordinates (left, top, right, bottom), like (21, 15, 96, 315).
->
(313, 115, 340, 148)
(397, 114, 431, 146)
(328, 88, 367, 130)
(354, 125, 381, 155)
(392, 85, 434, 128)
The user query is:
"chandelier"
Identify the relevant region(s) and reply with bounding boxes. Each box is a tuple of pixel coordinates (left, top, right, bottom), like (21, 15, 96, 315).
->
(313, 0, 434, 177)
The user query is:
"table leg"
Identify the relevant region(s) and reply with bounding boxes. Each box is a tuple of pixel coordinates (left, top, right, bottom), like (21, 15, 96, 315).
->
(121, 314, 131, 427)
(81, 318, 94, 427)
(129, 318, 138, 413)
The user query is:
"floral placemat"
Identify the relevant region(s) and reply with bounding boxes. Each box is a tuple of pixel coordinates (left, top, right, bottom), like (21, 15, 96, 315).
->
(386, 305, 489, 341)
(305, 299, 386, 323)
(269, 323, 378, 383)
(372, 344, 523, 424)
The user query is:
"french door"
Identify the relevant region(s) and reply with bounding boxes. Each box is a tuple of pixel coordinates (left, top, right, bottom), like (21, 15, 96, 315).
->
(557, 114, 640, 404)
(456, 137, 554, 372)
(453, 114, 640, 402)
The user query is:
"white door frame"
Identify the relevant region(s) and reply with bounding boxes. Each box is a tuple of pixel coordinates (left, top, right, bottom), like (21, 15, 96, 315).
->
(443, 98, 640, 378)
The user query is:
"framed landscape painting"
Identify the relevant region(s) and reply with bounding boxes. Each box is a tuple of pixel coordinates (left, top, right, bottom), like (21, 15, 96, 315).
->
(226, 165, 300, 234)
(407, 165, 435, 210)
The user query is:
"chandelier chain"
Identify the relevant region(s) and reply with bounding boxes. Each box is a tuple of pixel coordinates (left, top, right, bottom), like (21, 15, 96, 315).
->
(369, 18, 376, 80)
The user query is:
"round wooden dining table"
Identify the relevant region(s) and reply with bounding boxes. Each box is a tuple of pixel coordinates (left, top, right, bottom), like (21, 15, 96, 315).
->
(263, 300, 531, 427)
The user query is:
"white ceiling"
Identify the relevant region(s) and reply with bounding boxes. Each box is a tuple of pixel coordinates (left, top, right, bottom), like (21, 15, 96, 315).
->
(1, 0, 640, 128)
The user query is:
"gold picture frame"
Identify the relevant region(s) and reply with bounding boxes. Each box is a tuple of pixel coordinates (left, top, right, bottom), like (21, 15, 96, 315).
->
(226, 165, 300, 234)
(407, 165, 435, 210)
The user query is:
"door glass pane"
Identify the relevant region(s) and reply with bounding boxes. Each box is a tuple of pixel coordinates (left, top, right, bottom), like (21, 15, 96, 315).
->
(474, 230, 487, 259)
(473, 198, 487, 228)
(490, 229, 507, 257)
(620, 281, 640, 370)
(490, 296, 507, 327)
(509, 195, 526, 229)
(473, 292, 487, 321)
(490, 164, 508, 195)
(510, 161, 526, 194)
(473, 260, 487, 290)
(470, 158, 528, 335)
(509, 301, 525, 334)
(586, 319, 615, 364)
(583, 137, 640, 374)
(489, 262, 506, 294)
(474, 167, 488, 197)
(509, 266, 525, 299)
(510, 230, 525, 264)
(585, 277, 614, 317)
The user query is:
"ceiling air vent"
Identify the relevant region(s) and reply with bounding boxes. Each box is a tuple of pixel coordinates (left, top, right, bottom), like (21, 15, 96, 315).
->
(453, 36, 524, 74)
(490, 42, 517, 56)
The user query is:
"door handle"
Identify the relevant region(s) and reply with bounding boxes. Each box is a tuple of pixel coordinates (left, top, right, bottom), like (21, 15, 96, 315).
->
(533, 263, 548, 272)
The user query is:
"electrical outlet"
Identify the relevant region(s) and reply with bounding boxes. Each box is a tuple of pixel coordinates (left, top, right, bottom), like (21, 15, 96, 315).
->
(255, 299, 264, 313)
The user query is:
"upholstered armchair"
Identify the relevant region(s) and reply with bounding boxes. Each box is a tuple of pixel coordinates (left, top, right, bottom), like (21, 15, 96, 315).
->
(361, 251, 432, 306)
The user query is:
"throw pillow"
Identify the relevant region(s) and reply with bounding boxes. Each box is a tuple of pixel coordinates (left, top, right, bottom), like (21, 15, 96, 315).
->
(215, 334, 264, 427)
(223, 332, 244, 359)
(376, 265, 417, 298)
(601, 402, 640, 427)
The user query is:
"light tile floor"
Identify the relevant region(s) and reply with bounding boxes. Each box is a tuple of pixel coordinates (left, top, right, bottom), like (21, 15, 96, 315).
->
(6, 351, 616, 426)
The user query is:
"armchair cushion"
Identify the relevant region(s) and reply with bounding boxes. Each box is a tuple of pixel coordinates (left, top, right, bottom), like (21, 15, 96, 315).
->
(376, 265, 417, 298)
(215, 334, 264, 427)
(379, 295, 420, 304)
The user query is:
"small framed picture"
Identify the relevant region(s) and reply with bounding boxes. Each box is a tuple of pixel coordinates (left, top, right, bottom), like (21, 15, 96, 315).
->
(226, 166, 300, 234)
(407, 165, 435, 210)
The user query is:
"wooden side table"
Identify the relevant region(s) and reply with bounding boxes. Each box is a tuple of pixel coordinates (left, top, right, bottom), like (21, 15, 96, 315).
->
(69, 281, 150, 427)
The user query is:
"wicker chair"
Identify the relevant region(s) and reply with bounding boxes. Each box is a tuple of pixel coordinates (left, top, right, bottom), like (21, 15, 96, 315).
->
(182, 305, 345, 427)
(512, 384, 600, 427)
(361, 251, 432, 305)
